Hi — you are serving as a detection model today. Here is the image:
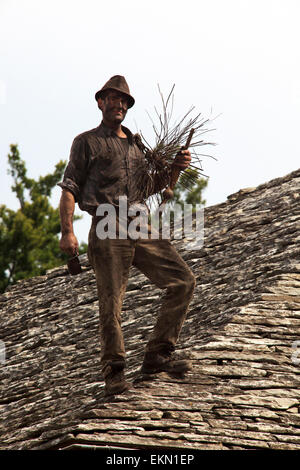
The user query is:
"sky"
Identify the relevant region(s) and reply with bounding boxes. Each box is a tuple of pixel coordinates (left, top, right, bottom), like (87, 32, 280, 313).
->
(1, 0, 299, 243)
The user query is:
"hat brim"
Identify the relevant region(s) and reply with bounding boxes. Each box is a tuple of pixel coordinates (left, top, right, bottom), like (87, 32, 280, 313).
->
(95, 88, 135, 108)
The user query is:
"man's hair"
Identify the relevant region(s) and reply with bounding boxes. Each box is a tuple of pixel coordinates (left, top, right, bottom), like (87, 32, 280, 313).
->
(97, 90, 109, 110)
(98, 89, 109, 101)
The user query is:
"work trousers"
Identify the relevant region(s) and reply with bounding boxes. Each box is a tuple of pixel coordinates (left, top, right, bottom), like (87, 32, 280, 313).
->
(88, 219, 196, 374)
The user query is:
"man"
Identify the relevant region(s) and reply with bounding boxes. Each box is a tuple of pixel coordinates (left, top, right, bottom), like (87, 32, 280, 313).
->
(58, 75, 196, 397)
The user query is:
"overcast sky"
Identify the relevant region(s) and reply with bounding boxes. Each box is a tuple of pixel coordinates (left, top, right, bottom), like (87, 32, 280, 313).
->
(1, 0, 299, 243)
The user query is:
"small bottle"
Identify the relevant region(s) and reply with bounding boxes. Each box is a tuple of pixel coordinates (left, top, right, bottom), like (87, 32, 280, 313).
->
(67, 255, 82, 275)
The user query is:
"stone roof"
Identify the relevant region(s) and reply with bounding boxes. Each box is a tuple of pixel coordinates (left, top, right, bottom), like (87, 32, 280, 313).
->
(1, 169, 300, 451)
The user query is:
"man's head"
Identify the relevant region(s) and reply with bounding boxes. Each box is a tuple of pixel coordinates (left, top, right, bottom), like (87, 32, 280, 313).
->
(97, 90, 129, 125)
(95, 75, 135, 127)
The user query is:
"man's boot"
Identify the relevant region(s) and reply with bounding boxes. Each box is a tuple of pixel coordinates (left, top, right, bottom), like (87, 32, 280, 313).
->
(140, 347, 192, 376)
(103, 361, 130, 397)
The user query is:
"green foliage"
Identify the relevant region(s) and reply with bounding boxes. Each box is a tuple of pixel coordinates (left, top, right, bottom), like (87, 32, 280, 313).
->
(173, 168, 207, 209)
(0, 145, 86, 293)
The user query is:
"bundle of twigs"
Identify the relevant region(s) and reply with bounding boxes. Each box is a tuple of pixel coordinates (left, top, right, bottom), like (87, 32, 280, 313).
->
(135, 84, 216, 208)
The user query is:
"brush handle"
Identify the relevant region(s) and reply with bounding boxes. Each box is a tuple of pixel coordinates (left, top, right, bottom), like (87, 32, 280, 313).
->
(162, 128, 195, 200)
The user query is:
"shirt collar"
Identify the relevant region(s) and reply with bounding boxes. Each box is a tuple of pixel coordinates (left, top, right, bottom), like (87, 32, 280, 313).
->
(99, 121, 134, 145)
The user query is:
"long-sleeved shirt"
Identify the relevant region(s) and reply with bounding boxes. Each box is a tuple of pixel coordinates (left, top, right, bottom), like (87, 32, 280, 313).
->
(58, 122, 170, 216)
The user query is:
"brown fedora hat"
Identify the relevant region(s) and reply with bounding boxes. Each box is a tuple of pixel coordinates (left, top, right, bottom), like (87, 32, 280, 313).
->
(95, 75, 135, 108)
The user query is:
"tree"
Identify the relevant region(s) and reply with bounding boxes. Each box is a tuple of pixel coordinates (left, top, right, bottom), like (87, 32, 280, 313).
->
(0, 144, 86, 293)
(172, 168, 207, 209)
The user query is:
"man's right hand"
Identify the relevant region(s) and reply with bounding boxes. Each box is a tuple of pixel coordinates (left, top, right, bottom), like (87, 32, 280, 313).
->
(60, 232, 79, 256)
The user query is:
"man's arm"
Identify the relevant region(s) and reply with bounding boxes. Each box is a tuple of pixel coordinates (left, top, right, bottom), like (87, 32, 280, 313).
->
(59, 189, 79, 256)
(143, 149, 192, 198)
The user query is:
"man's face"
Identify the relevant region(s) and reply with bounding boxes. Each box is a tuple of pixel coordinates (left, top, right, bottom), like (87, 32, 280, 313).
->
(98, 90, 129, 125)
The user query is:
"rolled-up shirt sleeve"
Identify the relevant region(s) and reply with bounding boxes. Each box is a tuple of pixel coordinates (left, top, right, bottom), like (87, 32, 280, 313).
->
(57, 136, 89, 202)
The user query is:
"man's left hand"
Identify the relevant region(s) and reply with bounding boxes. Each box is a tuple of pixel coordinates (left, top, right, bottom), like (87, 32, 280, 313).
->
(172, 149, 192, 170)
